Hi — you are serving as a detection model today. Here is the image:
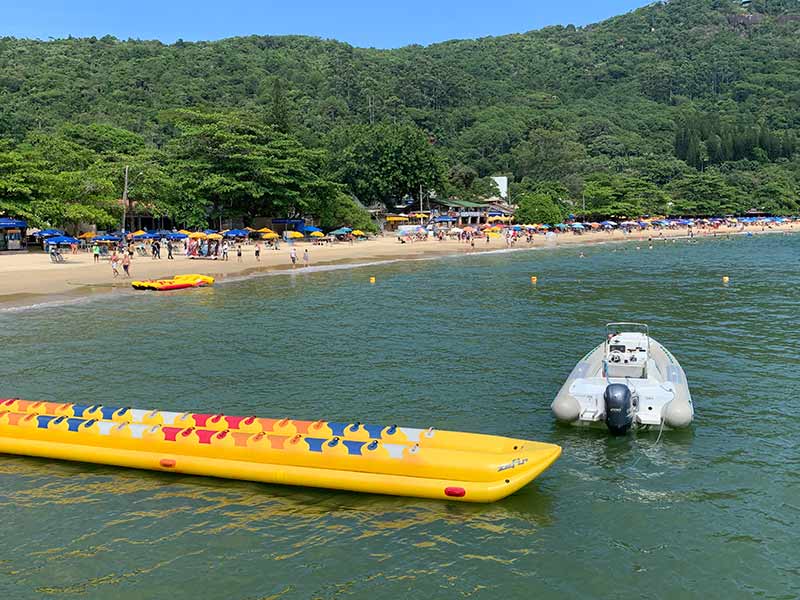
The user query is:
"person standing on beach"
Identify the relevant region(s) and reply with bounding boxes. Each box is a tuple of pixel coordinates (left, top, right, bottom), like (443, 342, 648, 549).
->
(255, 241, 261, 262)
(92, 242, 100, 263)
(121, 252, 131, 277)
(110, 251, 120, 277)
(290, 247, 297, 268)
(166, 239, 174, 260)
(236, 245, 243, 262)
(222, 241, 229, 261)
(303, 248, 309, 267)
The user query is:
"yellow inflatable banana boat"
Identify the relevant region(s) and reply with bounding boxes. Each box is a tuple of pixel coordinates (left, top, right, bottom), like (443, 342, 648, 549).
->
(0, 399, 560, 502)
(132, 274, 214, 291)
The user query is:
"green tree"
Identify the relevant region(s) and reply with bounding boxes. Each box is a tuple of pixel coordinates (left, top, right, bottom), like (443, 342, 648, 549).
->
(325, 123, 444, 207)
(514, 192, 565, 225)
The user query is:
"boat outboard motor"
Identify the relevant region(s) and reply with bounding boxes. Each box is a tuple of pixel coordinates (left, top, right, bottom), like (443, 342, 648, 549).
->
(604, 383, 634, 435)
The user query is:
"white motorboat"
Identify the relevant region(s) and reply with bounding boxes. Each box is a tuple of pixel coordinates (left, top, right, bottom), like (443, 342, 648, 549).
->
(551, 323, 693, 434)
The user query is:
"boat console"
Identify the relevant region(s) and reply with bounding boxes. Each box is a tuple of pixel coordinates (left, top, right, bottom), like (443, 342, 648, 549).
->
(604, 323, 649, 379)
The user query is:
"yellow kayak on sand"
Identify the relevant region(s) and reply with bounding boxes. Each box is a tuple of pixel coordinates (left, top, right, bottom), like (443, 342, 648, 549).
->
(131, 274, 214, 291)
(0, 399, 561, 502)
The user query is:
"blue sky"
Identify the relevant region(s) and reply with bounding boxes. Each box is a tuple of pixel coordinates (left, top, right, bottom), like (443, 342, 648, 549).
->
(2, 1, 651, 48)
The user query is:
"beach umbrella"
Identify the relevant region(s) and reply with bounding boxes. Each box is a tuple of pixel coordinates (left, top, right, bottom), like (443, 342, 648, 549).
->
(262, 232, 279, 239)
(486, 231, 502, 239)
(555, 223, 568, 229)
(188, 232, 208, 239)
(78, 231, 96, 239)
(166, 232, 188, 240)
(309, 231, 325, 237)
(178, 229, 192, 235)
(45, 235, 79, 245)
(351, 229, 366, 236)
(35, 229, 65, 238)
(203, 229, 217, 235)
(449, 227, 463, 234)
(538, 224, 551, 229)
(207, 233, 223, 240)
(94, 234, 121, 242)
(257, 227, 274, 234)
(462, 226, 476, 233)
(286, 230, 304, 239)
(600, 221, 617, 227)
(571, 223, 585, 229)
(130, 229, 147, 237)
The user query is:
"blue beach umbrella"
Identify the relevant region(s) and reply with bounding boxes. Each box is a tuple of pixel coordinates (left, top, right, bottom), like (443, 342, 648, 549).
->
(45, 235, 79, 245)
(166, 232, 188, 240)
(35, 228, 65, 238)
(571, 223, 585, 229)
(94, 234, 121, 242)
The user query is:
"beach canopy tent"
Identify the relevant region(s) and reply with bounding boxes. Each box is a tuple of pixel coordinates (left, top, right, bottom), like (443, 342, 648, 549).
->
(296, 224, 322, 234)
(0, 218, 27, 229)
(34, 228, 64, 238)
(329, 227, 353, 236)
(45, 235, 79, 245)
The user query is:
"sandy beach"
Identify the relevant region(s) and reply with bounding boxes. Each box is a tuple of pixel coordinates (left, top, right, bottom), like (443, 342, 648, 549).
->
(1, 223, 796, 307)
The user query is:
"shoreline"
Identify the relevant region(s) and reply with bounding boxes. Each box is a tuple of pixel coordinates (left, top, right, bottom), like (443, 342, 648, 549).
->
(1, 224, 796, 310)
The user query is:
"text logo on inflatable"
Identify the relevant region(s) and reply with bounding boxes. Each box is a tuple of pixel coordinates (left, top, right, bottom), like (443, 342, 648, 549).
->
(497, 457, 528, 472)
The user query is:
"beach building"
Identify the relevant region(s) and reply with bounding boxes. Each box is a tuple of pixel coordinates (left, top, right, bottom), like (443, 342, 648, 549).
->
(0, 218, 27, 251)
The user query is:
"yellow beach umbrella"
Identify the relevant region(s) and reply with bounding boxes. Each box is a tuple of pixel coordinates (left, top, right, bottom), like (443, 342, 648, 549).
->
(188, 232, 208, 239)
(386, 216, 409, 222)
(78, 231, 96, 239)
(262, 232, 279, 240)
(131, 229, 147, 236)
(286, 230, 304, 239)
(486, 231, 502, 239)
(309, 231, 325, 237)
(207, 233, 223, 240)
(351, 230, 365, 236)
(178, 229, 192, 235)
(257, 227, 274, 234)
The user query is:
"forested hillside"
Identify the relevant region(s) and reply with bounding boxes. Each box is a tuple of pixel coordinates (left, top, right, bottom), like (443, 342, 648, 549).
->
(1, 0, 799, 228)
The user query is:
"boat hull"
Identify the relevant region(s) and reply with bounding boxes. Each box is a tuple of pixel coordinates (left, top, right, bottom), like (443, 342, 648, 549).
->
(0, 399, 560, 503)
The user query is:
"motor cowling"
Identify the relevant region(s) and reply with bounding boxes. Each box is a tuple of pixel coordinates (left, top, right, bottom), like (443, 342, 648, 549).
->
(604, 384, 634, 435)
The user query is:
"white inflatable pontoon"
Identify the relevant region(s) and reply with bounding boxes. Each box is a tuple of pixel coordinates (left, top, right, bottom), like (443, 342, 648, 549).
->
(551, 323, 693, 434)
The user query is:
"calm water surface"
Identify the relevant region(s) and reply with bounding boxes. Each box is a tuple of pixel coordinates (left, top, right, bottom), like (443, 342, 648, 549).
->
(1, 234, 798, 599)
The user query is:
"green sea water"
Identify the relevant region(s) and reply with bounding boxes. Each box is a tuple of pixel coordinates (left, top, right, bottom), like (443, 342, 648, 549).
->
(1, 233, 798, 599)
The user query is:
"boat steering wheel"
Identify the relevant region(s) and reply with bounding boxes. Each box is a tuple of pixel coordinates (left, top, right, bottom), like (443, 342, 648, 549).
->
(608, 351, 624, 364)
